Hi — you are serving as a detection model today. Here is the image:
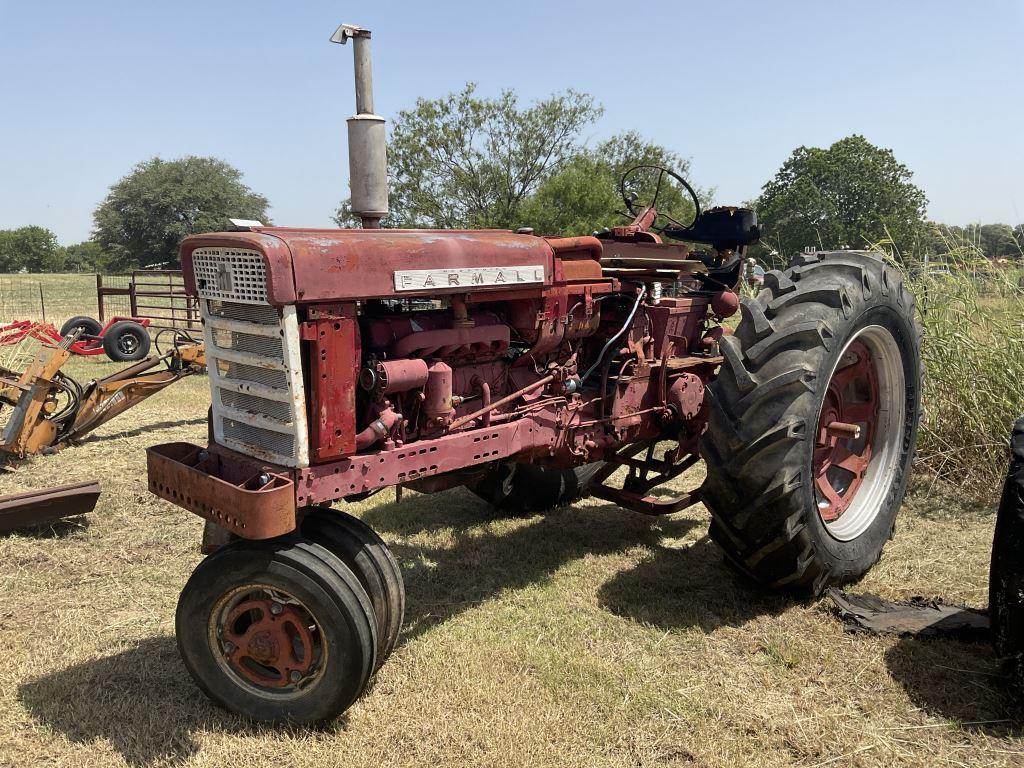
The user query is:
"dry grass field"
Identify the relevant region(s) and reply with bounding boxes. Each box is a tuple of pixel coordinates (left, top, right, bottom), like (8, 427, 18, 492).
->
(0, 354, 1019, 767)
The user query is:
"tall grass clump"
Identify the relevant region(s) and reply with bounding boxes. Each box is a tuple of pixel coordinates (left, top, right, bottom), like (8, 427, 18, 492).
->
(891, 227, 1024, 500)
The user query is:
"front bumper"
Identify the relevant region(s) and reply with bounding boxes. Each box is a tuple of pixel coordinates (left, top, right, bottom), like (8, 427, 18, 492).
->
(147, 442, 296, 539)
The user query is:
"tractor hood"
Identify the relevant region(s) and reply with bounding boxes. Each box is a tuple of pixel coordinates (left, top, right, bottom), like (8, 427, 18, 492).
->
(180, 227, 558, 305)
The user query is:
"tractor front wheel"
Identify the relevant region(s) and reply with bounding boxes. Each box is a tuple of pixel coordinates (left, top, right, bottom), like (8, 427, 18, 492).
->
(301, 508, 405, 667)
(701, 250, 923, 594)
(175, 537, 377, 723)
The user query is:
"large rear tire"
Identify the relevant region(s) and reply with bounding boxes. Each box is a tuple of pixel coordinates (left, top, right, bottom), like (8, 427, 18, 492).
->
(990, 416, 1024, 693)
(701, 250, 923, 595)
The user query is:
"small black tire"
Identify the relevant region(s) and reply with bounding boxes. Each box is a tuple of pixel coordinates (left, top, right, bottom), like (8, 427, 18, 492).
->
(59, 315, 102, 338)
(469, 462, 603, 513)
(990, 416, 1024, 694)
(102, 320, 151, 362)
(175, 537, 377, 724)
(300, 508, 405, 667)
(701, 250, 923, 595)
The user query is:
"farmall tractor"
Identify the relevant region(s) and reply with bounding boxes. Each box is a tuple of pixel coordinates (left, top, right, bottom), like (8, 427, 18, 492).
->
(147, 25, 923, 723)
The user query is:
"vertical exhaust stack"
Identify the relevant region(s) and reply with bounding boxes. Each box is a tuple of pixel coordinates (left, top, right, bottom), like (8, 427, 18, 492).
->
(331, 24, 389, 229)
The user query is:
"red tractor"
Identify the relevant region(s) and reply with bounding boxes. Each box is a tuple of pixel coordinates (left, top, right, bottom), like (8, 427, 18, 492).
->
(146, 25, 923, 723)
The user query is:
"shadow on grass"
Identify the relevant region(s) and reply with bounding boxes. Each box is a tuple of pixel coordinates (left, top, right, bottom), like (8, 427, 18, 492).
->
(18, 635, 348, 767)
(80, 416, 207, 444)
(362, 488, 790, 641)
(0, 514, 89, 539)
(596, 534, 793, 632)
(885, 636, 1024, 736)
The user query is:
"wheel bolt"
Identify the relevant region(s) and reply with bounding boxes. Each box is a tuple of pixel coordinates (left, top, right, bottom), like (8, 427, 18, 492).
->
(289, 670, 302, 683)
(825, 421, 861, 439)
(269, 602, 283, 615)
(223, 641, 235, 653)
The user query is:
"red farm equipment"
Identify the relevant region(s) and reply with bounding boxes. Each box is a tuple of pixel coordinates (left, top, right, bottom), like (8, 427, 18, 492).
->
(146, 24, 924, 723)
(0, 315, 152, 362)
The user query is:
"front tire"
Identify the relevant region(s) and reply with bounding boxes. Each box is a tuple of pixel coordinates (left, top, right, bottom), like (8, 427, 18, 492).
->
(175, 537, 377, 724)
(301, 508, 405, 667)
(701, 250, 923, 595)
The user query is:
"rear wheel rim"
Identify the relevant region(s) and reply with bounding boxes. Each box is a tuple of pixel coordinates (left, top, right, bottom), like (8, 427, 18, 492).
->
(813, 325, 905, 541)
(209, 583, 327, 698)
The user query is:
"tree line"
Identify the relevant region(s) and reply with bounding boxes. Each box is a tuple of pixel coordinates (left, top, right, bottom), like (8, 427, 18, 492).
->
(3, 84, 1018, 273)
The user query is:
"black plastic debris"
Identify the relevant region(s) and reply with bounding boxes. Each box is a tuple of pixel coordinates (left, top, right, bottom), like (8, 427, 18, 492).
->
(827, 588, 989, 640)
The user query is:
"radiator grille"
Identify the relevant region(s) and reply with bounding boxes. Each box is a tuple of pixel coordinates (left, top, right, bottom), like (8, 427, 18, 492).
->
(207, 300, 280, 325)
(216, 359, 289, 390)
(219, 389, 293, 423)
(221, 418, 296, 460)
(193, 248, 269, 304)
(195, 248, 309, 467)
(211, 327, 284, 358)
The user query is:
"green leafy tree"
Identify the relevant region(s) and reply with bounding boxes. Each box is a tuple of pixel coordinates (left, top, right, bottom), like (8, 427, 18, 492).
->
(976, 223, 1019, 259)
(755, 135, 928, 258)
(0, 226, 64, 272)
(93, 156, 270, 270)
(518, 131, 708, 236)
(335, 84, 602, 229)
(63, 240, 109, 272)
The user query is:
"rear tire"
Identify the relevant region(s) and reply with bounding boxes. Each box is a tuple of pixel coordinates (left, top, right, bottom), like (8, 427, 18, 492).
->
(990, 416, 1024, 694)
(102, 320, 151, 362)
(175, 537, 377, 724)
(701, 250, 923, 595)
(469, 462, 602, 513)
(59, 315, 102, 338)
(300, 508, 405, 667)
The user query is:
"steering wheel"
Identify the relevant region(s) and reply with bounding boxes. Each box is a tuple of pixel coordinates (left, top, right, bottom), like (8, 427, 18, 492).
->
(619, 164, 701, 231)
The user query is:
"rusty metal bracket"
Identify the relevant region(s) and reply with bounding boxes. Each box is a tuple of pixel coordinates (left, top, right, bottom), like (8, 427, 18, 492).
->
(587, 440, 701, 516)
(0, 480, 101, 532)
(148, 442, 296, 539)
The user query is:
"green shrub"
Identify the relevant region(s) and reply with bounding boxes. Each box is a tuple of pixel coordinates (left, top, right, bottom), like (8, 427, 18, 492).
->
(889, 227, 1024, 500)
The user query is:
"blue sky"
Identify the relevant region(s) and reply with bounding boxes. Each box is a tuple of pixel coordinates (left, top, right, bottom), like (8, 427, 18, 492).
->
(1, 0, 1021, 244)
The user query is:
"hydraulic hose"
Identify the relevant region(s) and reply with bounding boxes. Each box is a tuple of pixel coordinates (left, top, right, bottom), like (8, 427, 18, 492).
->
(580, 286, 647, 384)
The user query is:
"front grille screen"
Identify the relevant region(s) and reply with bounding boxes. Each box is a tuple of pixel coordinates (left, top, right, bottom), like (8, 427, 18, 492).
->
(195, 249, 309, 467)
(193, 248, 269, 304)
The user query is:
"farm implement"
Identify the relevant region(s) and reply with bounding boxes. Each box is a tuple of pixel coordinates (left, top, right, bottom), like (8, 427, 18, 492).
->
(0, 330, 205, 458)
(0, 315, 152, 362)
(143, 23, 925, 724)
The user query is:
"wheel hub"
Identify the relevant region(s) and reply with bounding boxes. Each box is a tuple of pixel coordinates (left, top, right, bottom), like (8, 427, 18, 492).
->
(813, 340, 879, 523)
(219, 597, 317, 689)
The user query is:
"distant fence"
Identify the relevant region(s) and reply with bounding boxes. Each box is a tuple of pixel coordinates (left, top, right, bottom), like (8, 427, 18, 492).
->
(1, 271, 199, 332)
(0, 273, 99, 326)
(97, 270, 200, 331)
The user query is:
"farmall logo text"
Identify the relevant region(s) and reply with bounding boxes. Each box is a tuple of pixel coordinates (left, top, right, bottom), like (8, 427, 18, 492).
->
(393, 265, 543, 292)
